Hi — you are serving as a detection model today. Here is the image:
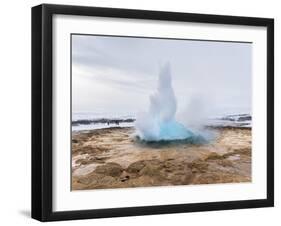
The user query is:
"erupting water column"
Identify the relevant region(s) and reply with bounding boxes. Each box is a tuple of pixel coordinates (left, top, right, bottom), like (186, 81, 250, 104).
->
(135, 62, 196, 141)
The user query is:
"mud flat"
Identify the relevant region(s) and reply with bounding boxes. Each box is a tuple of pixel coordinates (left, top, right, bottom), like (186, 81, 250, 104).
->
(72, 127, 251, 190)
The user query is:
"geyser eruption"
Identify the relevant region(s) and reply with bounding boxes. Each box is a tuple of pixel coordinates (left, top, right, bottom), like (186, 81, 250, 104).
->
(136, 62, 200, 142)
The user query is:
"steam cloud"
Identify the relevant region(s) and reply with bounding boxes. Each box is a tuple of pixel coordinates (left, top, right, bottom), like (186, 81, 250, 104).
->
(135, 62, 200, 142)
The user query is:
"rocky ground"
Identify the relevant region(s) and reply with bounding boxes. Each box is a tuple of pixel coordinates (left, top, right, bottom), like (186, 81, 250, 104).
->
(72, 127, 251, 190)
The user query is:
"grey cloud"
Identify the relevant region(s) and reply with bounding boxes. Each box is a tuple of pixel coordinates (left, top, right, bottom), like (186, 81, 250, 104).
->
(72, 34, 252, 113)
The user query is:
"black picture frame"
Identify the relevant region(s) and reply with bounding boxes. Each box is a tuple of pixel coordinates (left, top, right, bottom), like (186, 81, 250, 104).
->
(32, 3, 274, 222)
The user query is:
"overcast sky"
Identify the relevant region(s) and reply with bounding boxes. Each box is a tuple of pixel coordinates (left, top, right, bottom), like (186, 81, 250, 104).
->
(72, 34, 252, 116)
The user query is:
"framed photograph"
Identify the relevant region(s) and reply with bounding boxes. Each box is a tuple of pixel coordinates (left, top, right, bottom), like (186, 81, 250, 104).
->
(32, 4, 274, 221)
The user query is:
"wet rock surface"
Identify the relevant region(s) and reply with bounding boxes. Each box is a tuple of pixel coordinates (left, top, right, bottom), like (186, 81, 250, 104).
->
(72, 127, 251, 190)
